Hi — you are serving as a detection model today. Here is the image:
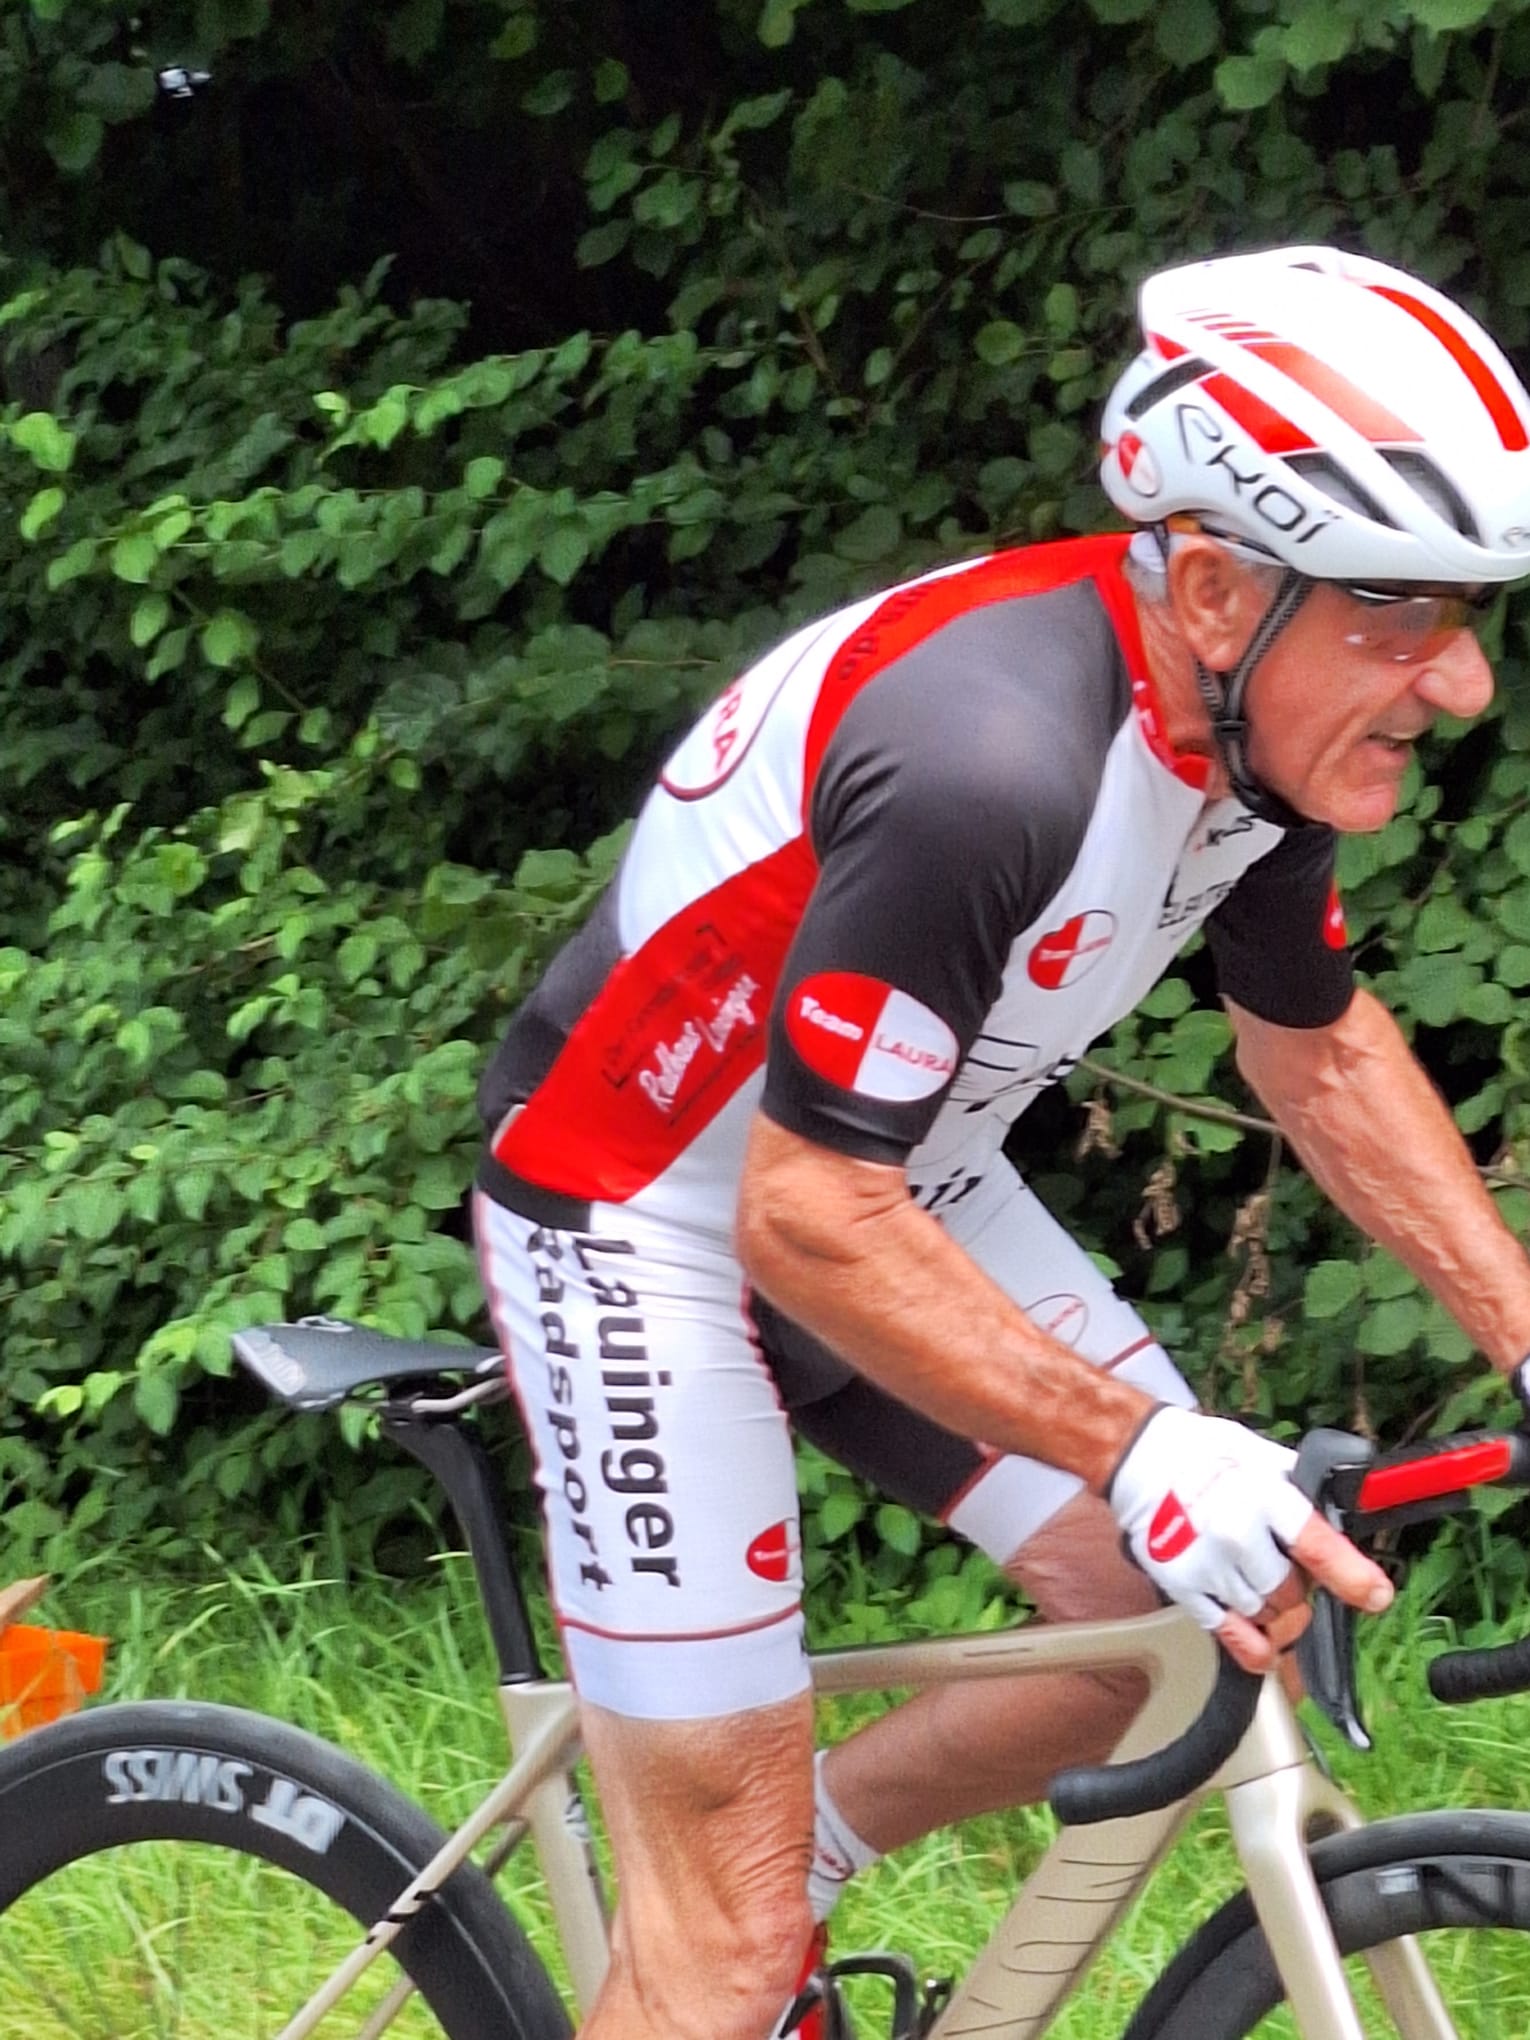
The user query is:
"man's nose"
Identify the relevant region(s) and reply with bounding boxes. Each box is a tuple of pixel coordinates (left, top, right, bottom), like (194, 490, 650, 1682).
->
(1414, 631, 1494, 721)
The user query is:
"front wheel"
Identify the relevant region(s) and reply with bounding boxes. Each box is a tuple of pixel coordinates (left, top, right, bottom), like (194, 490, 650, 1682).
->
(0, 1699, 573, 2040)
(1126, 1810, 1530, 2039)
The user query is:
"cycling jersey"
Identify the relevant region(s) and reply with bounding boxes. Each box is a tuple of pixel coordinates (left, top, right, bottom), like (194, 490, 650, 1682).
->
(474, 533, 1355, 1718)
(478, 534, 1351, 1232)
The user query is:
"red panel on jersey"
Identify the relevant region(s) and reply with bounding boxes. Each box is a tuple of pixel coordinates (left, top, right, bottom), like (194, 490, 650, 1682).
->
(801, 538, 1140, 809)
(494, 834, 818, 1202)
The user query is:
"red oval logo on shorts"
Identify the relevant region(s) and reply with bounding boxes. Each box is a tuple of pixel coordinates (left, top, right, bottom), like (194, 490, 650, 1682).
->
(747, 1519, 799, 1584)
(1026, 1292, 1088, 1347)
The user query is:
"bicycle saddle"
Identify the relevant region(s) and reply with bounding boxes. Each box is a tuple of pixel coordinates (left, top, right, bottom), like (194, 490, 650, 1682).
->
(231, 1318, 503, 1412)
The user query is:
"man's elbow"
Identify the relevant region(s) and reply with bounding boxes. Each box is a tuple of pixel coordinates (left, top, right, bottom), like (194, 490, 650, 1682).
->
(1227, 988, 1376, 1112)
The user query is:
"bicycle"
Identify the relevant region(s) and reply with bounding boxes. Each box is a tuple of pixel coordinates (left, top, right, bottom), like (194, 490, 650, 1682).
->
(4, 1316, 1530, 2039)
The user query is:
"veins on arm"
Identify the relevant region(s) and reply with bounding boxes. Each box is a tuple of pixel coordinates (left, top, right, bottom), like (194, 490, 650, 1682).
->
(1227, 987, 1530, 1371)
(735, 1113, 1152, 1493)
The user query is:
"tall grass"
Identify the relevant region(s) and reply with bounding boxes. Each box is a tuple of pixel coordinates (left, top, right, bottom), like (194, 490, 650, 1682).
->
(12, 1545, 1530, 2037)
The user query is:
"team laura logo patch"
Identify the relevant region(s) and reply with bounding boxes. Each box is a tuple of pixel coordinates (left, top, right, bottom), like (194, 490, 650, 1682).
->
(786, 972, 958, 1102)
(1027, 910, 1117, 990)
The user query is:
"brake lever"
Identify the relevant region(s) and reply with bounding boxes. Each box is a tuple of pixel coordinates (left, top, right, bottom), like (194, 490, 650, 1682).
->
(1292, 1428, 1376, 1750)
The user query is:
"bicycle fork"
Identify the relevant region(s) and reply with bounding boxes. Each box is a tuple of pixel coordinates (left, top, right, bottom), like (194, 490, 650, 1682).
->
(1220, 1684, 1457, 2040)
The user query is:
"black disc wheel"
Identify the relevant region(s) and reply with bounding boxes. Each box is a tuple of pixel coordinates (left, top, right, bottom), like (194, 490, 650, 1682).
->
(0, 1700, 573, 2039)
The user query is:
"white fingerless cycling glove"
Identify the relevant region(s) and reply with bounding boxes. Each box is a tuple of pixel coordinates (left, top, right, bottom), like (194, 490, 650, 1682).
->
(1109, 1405, 1314, 1631)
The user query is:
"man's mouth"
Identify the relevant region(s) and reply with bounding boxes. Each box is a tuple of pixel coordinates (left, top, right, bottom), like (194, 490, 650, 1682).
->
(1367, 726, 1426, 754)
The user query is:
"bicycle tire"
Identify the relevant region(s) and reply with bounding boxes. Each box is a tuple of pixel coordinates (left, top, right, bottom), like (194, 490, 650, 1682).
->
(0, 1698, 573, 2040)
(1124, 1809, 1530, 2039)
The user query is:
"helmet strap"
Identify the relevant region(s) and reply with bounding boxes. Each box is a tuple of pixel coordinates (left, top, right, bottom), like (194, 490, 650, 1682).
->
(1190, 567, 1313, 829)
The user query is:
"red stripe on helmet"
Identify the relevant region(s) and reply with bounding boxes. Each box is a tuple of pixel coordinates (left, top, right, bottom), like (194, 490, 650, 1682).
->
(1244, 341, 1420, 445)
(1369, 284, 1529, 454)
(1150, 332, 1188, 361)
(1201, 371, 1315, 455)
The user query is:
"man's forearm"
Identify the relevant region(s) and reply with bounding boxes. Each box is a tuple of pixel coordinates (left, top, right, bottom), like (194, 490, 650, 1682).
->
(736, 1117, 1153, 1493)
(1233, 988, 1530, 1372)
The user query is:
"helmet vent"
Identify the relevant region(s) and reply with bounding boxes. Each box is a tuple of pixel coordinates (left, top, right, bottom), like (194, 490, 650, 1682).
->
(1376, 450, 1481, 541)
(1124, 358, 1209, 418)
(1283, 452, 1396, 527)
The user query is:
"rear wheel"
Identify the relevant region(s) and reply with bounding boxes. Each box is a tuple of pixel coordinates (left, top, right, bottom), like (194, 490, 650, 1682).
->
(0, 1700, 573, 2039)
(1127, 1811, 1530, 2039)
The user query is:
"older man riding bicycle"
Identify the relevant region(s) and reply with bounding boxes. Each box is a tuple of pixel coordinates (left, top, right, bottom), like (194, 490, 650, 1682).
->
(474, 245, 1530, 2040)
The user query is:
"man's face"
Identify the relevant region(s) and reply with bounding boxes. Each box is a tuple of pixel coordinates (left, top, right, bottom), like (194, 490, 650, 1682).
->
(1241, 580, 1494, 833)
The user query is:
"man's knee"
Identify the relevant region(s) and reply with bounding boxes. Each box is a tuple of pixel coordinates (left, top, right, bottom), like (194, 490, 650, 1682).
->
(581, 1694, 815, 2040)
(1004, 1487, 1158, 1623)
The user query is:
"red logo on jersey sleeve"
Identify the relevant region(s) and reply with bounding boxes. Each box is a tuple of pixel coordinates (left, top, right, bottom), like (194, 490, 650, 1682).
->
(1027, 911, 1117, 990)
(1323, 884, 1348, 951)
(786, 973, 958, 1102)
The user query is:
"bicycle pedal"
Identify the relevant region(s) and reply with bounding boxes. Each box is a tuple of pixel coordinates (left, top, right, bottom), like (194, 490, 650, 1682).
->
(817, 1951, 923, 2040)
(918, 1973, 954, 2035)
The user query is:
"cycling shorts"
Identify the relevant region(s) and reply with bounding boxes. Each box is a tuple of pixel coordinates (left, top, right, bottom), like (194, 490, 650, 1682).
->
(474, 1163, 1191, 1721)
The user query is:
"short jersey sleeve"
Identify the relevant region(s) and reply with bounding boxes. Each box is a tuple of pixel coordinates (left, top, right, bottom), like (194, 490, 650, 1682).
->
(759, 615, 1117, 1163)
(1204, 823, 1354, 1028)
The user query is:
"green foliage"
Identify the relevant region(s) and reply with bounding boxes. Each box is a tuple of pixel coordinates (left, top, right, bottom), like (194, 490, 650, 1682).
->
(5, 0, 1530, 1596)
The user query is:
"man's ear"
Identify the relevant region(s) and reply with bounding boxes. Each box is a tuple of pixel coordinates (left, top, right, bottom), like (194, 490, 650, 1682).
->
(1167, 537, 1261, 671)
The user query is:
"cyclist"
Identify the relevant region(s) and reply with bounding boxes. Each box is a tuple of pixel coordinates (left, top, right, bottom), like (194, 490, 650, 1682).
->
(473, 246, 1530, 2040)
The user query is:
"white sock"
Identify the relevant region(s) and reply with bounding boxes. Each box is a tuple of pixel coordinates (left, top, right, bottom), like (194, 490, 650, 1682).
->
(807, 1749, 881, 1922)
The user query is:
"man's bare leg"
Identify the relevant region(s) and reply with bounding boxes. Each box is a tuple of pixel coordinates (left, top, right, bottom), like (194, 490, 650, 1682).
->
(822, 1491, 1153, 1854)
(578, 1689, 816, 2040)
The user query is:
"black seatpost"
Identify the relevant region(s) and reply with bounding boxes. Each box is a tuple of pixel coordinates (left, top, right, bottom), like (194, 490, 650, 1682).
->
(381, 1410, 544, 1683)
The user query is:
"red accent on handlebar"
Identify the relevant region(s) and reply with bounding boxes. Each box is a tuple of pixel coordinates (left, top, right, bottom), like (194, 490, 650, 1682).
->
(1357, 1437, 1514, 1512)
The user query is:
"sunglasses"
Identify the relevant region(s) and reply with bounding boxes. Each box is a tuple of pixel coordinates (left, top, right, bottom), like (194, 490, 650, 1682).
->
(1334, 583, 1496, 664)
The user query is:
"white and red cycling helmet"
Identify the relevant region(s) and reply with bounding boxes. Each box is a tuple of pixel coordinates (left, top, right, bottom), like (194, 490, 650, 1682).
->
(1099, 246, 1530, 820)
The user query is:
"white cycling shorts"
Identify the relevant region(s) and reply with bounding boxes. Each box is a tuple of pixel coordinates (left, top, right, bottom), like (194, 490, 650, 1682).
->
(474, 1164, 1190, 1721)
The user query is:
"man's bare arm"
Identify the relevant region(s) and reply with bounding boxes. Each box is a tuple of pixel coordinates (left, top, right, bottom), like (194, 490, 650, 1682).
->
(736, 1110, 1391, 1671)
(735, 1113, 1152, 1494)
(1228, 986, 1530, 1374)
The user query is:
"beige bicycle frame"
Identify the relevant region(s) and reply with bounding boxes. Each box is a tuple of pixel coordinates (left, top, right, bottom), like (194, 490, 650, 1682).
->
(273, 1604, 1461, 2040)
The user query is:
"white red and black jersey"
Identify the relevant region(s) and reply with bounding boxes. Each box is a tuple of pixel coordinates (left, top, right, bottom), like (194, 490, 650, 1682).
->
(477, 536, 1353, 1234)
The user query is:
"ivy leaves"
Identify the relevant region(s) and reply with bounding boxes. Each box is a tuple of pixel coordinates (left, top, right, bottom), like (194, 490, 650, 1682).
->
(5, 0, 1530, 1574)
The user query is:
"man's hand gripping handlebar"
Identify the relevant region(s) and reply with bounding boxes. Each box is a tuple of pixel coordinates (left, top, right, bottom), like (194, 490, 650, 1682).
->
(1107, 1405, 1393, 1675)
(1054, 1415, 1530, 1828)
